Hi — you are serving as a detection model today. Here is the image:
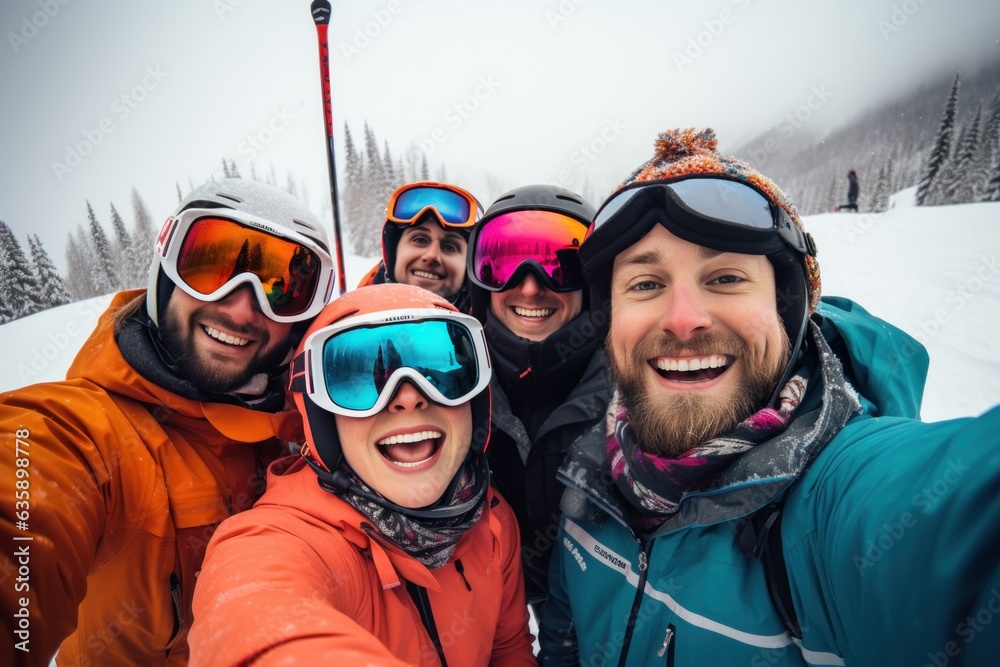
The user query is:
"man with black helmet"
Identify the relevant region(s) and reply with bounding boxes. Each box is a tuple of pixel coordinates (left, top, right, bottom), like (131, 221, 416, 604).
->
(0, 178, 334, 666)
(466, 185, 612, 615)
(538, 129, 1000, 665)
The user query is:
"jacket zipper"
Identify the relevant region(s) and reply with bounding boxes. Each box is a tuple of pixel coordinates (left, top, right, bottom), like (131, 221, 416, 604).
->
(405, 581, 449, 667)
(657, 624, 676, 666)
(165, 572, 183, 650)
(617, 538, 653, 667)
(454, 559, 472, 591)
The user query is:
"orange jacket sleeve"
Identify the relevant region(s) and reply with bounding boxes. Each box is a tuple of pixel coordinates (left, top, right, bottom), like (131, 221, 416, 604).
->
(1, 382, 118, 667)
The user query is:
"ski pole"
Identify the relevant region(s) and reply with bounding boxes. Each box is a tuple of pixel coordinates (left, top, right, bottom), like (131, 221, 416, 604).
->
(311, 0, 348, 295)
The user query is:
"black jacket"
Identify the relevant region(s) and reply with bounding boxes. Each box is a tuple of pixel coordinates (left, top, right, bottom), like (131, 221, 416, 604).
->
(484, 311, 611, 604)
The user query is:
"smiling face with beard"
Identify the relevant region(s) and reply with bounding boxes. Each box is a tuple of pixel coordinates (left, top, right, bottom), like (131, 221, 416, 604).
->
(606, 225, 791, 458)
(159, 286, 293, 395)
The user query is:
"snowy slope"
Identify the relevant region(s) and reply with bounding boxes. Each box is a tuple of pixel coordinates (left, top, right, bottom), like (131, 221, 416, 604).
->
(1, 198, 998, 422)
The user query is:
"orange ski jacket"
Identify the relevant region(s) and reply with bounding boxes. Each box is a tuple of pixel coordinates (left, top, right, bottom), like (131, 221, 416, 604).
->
(189, 455, 536, 666)
(0, 290, 302, 666)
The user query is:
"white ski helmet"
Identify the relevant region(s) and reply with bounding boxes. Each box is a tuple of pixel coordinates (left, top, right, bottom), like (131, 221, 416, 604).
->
(146, 178, 333, 327)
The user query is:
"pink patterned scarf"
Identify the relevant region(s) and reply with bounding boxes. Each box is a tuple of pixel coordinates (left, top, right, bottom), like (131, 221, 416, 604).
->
(607, 376, 807, 529)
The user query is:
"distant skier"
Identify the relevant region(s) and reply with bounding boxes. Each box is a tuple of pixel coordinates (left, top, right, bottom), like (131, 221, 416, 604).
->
(836, 169, 860, 211)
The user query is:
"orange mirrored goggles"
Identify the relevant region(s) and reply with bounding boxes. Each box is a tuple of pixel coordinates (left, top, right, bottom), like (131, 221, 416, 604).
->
(155, 209, 335, 322)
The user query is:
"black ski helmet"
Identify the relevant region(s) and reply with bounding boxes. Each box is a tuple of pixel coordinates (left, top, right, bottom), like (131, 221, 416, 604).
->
(466, 184, 597, 323)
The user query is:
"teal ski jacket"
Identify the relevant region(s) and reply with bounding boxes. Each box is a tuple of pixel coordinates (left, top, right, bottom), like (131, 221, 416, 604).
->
(539, 297, 1000, 666)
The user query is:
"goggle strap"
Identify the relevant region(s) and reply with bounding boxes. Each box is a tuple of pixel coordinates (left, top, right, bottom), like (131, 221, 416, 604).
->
(289, 352, 310, 394)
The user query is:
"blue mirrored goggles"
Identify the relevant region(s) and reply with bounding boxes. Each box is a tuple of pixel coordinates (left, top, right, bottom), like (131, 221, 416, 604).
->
(292, 308, 492, 418)
(582, 176, 816, 273)
(387, 183, 481, 228)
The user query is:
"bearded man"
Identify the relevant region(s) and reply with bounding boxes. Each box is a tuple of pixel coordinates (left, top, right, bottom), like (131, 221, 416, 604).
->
(1, 178, 334, 666)
(538, 129, 1000, 666)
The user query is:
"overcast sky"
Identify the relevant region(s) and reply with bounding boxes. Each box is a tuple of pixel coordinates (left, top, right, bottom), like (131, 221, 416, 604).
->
(2, 0, 999, 274)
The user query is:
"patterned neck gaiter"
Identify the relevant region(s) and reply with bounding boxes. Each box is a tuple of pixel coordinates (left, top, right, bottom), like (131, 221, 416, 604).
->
(340, 455, 489, 569)
(607, 376, 808, 531)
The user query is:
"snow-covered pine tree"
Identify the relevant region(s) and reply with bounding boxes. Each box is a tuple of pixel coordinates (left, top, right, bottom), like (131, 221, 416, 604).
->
(944, 108, 981, 204)
(0, 289, 10, 325)
(872, 160, 891, 212)
(420, 153, 430, 181)
(131, 187, 158, 267)
(86, 201, 118, 295)
(176, 181, 184, 202)
(109, 203, 139, 289)
(222, 158, 233, 178)
(0, 220, 43, 319)
(975, 97, 1000, 201)
(28, 234, 71, 308)
(64, 230, 98, 300)
(358, 122, 387, 255)
(824, 176, 839, 212)
(984, 154, 1000, 202)
(916, 74, 960, 206)
(383, 140, 398, 189)
(343, 122, 366, 252)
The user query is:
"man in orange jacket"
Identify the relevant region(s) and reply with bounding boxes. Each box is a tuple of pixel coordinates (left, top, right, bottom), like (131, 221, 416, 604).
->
(0, 178, 334, 666)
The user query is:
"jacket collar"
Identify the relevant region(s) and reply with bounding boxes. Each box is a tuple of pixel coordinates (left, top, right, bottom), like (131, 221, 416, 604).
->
(66, 290, 303, 444)
(262, 456, 503, 591)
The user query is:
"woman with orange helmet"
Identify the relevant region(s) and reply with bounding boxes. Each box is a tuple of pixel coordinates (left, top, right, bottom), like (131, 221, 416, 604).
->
(188, 283, 535, 666)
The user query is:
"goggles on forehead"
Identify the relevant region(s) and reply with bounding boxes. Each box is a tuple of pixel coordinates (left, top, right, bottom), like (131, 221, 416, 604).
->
(155, 208, 335, 323)
(467, 210, 590, 293)
(386, 183, 482, 229)
(291, 308, 492, 418)
(583, 176, 816, 272)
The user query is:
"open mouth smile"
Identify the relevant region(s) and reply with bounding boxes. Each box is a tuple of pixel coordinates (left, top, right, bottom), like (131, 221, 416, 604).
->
(412, 270, 445, 281)
(203, 325, 251, 347)
(513, 306, 556, 318)
(377, 430, 443, 469)
(652, 354, 733, 382)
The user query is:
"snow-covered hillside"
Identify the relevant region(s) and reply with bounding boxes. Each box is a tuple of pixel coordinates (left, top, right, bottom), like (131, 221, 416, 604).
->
(1, 198, 998, 422)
